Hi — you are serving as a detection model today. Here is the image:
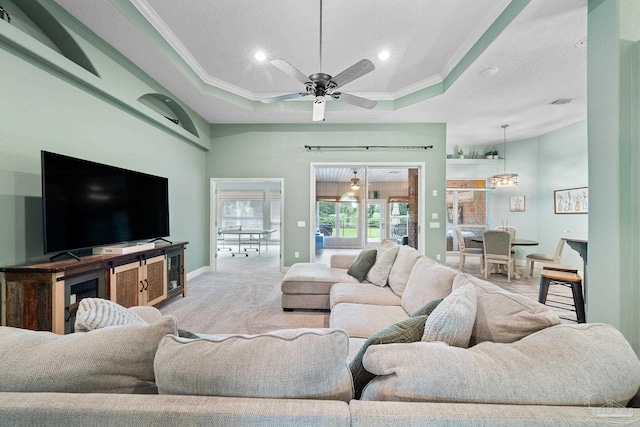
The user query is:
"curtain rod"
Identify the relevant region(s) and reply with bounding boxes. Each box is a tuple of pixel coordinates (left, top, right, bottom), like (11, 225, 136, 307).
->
(304, 145, 434, 151)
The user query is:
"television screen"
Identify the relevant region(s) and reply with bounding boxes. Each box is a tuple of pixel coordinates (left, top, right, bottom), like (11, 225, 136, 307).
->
(42, 151, 170, 254)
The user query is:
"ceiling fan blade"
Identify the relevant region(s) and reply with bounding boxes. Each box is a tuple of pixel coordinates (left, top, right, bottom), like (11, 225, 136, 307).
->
(270, 59, 310, 85)
(330, 59, 375, 89)
(261, 92, 309, 104)
(331, 92, 377, 109)
(312, 97, 326, 122)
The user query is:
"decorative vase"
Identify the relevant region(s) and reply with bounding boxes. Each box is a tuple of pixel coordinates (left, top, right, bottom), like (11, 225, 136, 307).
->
(459, 154, 464, 159)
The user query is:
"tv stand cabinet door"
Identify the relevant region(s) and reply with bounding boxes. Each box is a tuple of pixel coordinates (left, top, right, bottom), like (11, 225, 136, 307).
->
(109, 262, 142, 308)
(142, 255, 167, 306)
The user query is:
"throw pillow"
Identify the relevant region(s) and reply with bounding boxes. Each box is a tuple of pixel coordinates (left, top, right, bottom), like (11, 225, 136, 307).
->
(366, 245, 399, 287)
(74, 298, 146, 332)
(410, 297, 444, 317)
(178, 329, 200, 339)
(0, 316, 177, 394)
(154, 328, 353, 402)
(347, 249, 378, 282)
(452, 274, 560, 345)
(421, 283, 477, 348)
(349, 298, 442, 399)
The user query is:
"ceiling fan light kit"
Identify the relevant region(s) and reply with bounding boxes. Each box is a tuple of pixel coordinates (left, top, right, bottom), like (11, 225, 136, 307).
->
(349, 171, 361, 191)
(491, 124, 519, 187)
(260, 0, 377, 121)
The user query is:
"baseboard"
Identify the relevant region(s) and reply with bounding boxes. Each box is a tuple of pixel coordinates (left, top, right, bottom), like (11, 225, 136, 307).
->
(187, 266, 210, 280)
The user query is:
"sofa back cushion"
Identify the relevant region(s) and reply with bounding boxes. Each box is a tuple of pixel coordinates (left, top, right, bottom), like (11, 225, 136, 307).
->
(154, 328, 354, 402)
(0, 316, 177, 394)
(452, 274, 560, 345)
(387, 246, 423, 296)
(360, 323, 640, 406)
(401, 259, 456, 315)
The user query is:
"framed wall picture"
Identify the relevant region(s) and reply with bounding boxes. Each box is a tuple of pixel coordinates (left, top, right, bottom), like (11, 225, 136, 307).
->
(554, 187, 588, 214)
(510, 195, 525, 212)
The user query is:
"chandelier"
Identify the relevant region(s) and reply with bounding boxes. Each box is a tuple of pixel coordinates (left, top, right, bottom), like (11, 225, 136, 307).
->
(349, 171, 361, 190)
(491, 124, 519, 187)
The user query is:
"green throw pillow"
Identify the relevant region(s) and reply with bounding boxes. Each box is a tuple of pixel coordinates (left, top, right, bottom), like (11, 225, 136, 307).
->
(178, 329, 200, 339)
(411, 297, 444, 317)
(349, 298, 442, 399)
(347, 249, 377, 282)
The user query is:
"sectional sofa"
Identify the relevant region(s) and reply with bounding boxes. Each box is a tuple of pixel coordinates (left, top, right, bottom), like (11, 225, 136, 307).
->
(0, 242, 639, 426)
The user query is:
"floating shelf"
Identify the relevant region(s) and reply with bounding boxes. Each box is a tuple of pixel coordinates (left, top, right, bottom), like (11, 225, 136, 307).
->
(447, 158, 503, 165)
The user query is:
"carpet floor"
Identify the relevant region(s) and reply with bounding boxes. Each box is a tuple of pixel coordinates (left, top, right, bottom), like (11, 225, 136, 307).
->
(160, 249, 577, 334)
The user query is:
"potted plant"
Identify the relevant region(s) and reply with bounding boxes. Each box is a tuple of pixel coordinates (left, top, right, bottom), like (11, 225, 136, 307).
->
(485, 151, 492, 159)
(492, 150, 499, 159)
(457, 147, 464, 159)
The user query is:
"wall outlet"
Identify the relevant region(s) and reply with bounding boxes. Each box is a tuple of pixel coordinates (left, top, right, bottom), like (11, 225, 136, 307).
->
(436, 254, 441, 261)
(294, 251, 300, 258)
(432, 190, 437, 196)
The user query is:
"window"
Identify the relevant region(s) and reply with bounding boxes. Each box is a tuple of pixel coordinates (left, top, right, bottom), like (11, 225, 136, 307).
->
(219, 191, 264, 230)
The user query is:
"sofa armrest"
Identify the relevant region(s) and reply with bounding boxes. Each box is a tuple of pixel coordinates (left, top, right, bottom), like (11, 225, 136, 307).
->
(330, 254, 357, 269)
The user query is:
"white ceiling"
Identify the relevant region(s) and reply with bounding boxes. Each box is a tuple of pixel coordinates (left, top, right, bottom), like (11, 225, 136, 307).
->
(54, 0, 587, 147)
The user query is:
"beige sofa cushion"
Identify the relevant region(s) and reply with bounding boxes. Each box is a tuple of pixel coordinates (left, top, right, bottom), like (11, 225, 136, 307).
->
(401, 260, 457, 315)
(330, 303, 409, 338)
(330, 282, 401, 309)
(154, 328, 354, 402)
(387, 247, 424, 296)
(361, 323, 640, 406)
(281, 263, 359, 295)
(366, 245, 399, 287)
(421, 283, 476, 348)
(453, 274, 560, 345)
(0, 316, 177, 394)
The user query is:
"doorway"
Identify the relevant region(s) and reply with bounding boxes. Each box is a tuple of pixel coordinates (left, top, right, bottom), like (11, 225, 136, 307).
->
(209, 178, 284, 271)
(311, 163, 423, 262)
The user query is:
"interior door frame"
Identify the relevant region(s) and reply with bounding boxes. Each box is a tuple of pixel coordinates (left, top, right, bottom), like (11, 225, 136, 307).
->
(310, 162, 425, 262)
(209, 178, 284, 271)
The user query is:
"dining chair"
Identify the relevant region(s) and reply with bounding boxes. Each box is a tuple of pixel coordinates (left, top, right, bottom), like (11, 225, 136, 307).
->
(525, 238, 565, 276)
(483, 230, 516, 282)
(495, 225, 517, 241)
(455, 226, 484, 272)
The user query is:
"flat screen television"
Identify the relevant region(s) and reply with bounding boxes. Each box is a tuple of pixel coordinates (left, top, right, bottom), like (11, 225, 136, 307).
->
(42, 151, 170, 254)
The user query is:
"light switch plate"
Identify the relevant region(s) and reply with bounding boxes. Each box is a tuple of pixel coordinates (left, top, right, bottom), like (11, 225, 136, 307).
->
(429, 222, 440, 228)
(431, 213, 438, 219)
(297, 221, 305, 227)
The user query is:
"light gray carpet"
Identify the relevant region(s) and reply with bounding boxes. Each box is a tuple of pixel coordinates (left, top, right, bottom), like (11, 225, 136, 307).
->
(160, 249, 577, 334)
(160, 247, 329, 334)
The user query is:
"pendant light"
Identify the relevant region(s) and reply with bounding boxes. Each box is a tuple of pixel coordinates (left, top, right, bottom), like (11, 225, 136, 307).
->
(491, 124, 519, 187)
(349, 171, 361, 190)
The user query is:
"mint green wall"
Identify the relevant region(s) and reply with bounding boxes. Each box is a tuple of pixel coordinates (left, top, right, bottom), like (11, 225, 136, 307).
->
(587, 0, 640, 354)
(208, 124, 447, 267)
(0, 2, 211, 272)
(447, 121, 588, 266)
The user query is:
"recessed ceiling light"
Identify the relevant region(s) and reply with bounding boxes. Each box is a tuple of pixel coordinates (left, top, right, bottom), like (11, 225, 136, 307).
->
(254, 51, 267, 61)
(378, 50, 390, 61)
(478, 67, 499, 77)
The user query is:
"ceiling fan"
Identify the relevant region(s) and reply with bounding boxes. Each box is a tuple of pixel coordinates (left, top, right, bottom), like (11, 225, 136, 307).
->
(260, 0, 377, 122)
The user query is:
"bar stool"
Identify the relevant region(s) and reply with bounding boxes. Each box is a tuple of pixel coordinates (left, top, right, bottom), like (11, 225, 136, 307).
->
(538, 269, 585, 323)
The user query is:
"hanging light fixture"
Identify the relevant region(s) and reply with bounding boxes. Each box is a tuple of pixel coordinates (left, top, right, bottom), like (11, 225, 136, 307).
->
(349, 171, 361, 190)
(491, 124, 519, 187)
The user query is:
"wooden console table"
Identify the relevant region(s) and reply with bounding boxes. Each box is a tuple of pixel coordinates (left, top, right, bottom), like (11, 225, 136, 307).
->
(0, 241, 187, 334)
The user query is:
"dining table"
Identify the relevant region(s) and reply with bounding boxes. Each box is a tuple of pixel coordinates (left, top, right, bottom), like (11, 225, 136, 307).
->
(471, 236, 539, 279)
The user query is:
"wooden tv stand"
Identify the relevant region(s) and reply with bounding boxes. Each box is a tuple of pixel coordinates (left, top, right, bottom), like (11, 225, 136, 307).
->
(0, 241, 187, 334)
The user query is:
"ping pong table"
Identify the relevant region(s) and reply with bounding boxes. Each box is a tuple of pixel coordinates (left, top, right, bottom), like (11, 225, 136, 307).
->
(218, 228, 277, 257)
